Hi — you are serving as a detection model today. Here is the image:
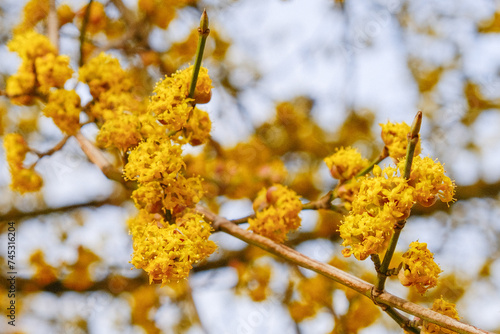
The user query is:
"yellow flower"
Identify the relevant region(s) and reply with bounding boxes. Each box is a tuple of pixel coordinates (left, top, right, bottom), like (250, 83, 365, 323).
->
(172, 107, 212, 146)
(324, 147, 369, 180)
(422, 297, 460, 334)
(401, 156, 455, 206)
(129, 209, 216, 285)
(79, 53, 133, 108)
(7, 30, 56, 62)
(123, 137, 185, 184)
(380, 121, 421, 161)
(131, 175, 204, 215)
(35, 53, 74, 93)
(29, 250, 58, 286)
(6, 65, 36, 105)
(131, 181, 164, 213)
(339, 211, 395, 260)
(3, 133, 29, 168)
(243, 264, 272, 302)
(161, 174, 205, 215)
(57, 4, 75, 27)
(43, 89, 81, 135)
(148, 65, 212, 131)
(14, 0, 49, 33)
(97, 113, 142, 151)
(10, 168, 43, 193)
(352, 165, 414, 219)
(289, 275, 334, 322)
(248, 184, 302, 243)
(398, 241, 442, 294)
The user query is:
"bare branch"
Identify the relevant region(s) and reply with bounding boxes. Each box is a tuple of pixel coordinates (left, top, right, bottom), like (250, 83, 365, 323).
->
(197, 205, 494, 334)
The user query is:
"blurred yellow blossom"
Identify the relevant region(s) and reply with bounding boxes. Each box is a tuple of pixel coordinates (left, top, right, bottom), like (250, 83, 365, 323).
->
(29, 250, 58, 286)
(14, 0, 49, 33)
(35, 53, 73, 93)
(43, 89, 81, 135)
(10, 167, 43, 193)
(7, 30, 56, 62)
(248, 184, 302, 243)
(3, 133, 43, 193)
(4, 133, 29, 168)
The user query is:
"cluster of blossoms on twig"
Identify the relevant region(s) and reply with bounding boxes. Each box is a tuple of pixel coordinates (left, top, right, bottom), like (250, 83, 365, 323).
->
(324, 120, 455, 295)
(122, 65, 217, 285)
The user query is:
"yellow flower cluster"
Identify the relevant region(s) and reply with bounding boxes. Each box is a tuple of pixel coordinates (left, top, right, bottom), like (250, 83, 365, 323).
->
(288, 275, 334, 322)
(172, 107, 212, 146)
(248, 184, 302, 243)
(402, 156, 455, 206)
(79, 52, 138, 121)
(35, 53, 73, 93)
(184, 136, 287, 200)
(3, 133, 43, 193)
(422, 298, 460, 334)
(123, 65, 216, 283)
(380, 121, 421, 161)
(148, 65, 212, 131)
(124, 137, 185, 184)
(324, 147, 369, 180)
(398, 241, 442, 294)
(340, 165, 414, 260)
(129, 210, 216, 285)
(338, 119, 455, 261)
(14, 0, 49, 33)
(96, 113, 142, 151)
(43, 89, 81, 135)
(232, 261, 272, 302)
(6, 30, 73, 105)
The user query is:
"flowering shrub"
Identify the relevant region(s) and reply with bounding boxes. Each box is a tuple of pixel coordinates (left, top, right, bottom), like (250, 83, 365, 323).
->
(0, 2, 494, 334)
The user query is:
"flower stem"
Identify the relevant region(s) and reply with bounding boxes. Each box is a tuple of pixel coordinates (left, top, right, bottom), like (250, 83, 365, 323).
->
(188, 9, 210, 100)
(355, 146, 389, 178)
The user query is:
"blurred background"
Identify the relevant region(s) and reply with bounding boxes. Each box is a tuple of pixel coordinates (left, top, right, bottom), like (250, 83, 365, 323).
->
(1, 0, 500, 333)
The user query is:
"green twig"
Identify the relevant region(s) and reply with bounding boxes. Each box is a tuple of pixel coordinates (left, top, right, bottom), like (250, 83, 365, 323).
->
(188, 9, 210, 100)
(355, 146, 389, 178)
(384, 306, 421, 334)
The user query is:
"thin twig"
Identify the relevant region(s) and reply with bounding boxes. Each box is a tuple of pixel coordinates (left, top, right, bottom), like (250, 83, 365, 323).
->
(33, 135, 70, 158)
(188, 9, 210, 99)
(79, 0, 94, 67)
(47, 0, 59, 49)
(196, 205, 492, 334)
(74, 132, 137, 189)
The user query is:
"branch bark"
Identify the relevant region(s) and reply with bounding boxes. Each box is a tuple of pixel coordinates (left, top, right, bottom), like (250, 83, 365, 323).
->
(196, 205, 494, 334)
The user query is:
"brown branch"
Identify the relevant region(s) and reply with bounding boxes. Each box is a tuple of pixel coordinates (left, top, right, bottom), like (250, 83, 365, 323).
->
(47, 0, 59, 49)
(0, 194, 128, 223)
(74, 132, 137, 189)
(79, 0, 94, 67)
(196, 205, 493, 334)
(32, 135, 70, 159)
